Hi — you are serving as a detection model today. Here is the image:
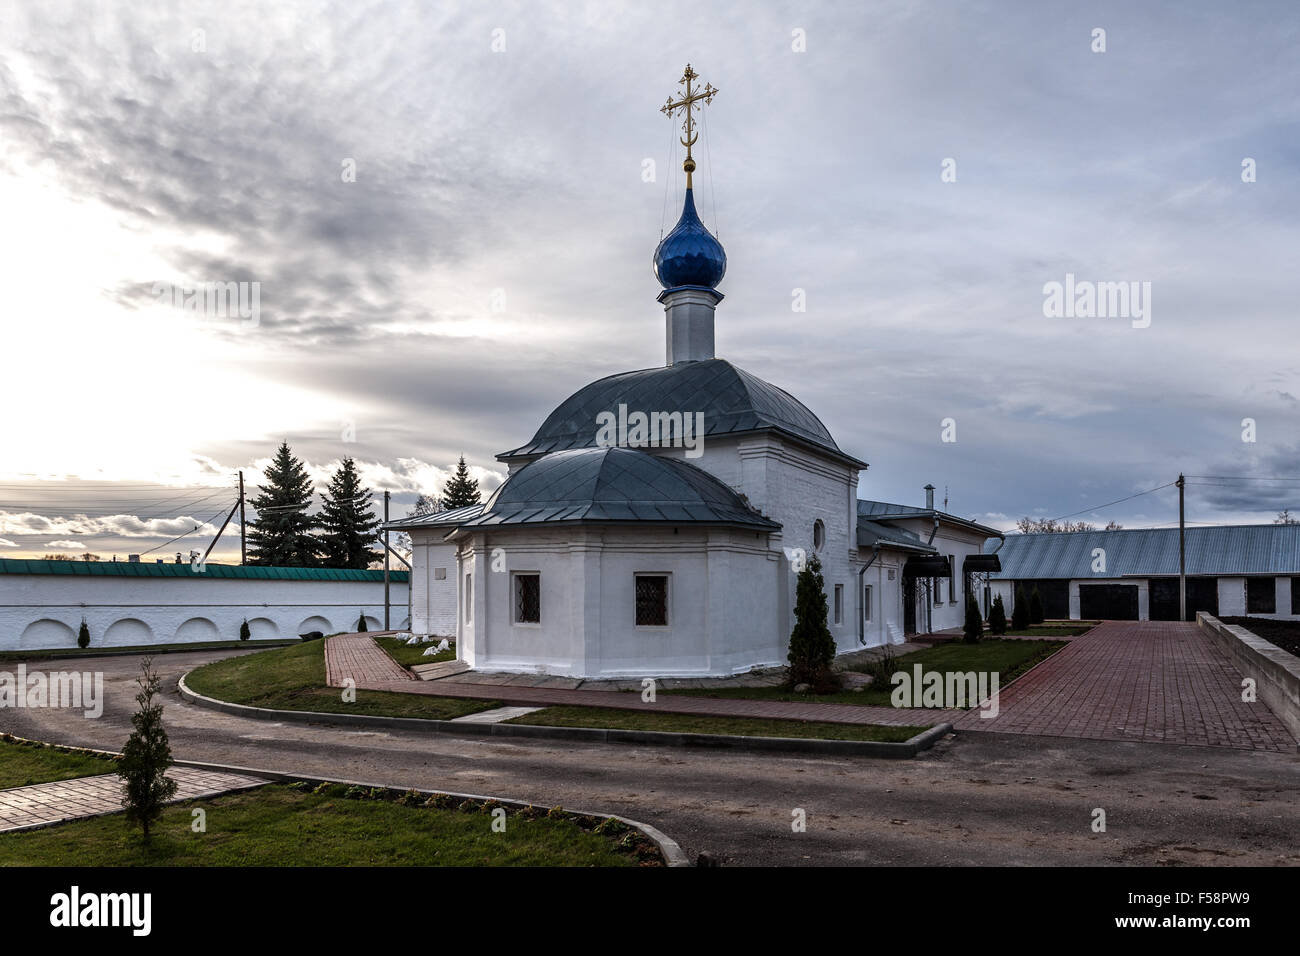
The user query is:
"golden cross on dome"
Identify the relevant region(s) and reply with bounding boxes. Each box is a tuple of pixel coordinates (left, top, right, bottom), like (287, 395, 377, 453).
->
(660, 64, 718, 189)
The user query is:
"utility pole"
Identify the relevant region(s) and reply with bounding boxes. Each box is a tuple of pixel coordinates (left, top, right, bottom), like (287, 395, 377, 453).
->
(238, 471, 247, 565)
(383, 490, 391, 631)
(1177, 473, 1186, 621)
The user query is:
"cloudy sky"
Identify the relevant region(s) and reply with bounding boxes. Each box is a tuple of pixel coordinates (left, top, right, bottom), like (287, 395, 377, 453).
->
(1, 0, 1298, 561)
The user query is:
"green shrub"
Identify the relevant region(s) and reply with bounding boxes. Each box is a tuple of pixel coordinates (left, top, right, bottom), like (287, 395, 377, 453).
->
(787, 553, 837, 689)
(77, 620, 90, 649)
(239, 619, 251, 642)
(989, 594, 1008, 635)
(1029, 587, 1045, 625)
(116, 658, 178, 843)
(1012, 585, 1030, 630)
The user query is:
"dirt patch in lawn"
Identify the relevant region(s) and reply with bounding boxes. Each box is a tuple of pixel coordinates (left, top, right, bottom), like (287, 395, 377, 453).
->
(1220, 617, 1300, 659)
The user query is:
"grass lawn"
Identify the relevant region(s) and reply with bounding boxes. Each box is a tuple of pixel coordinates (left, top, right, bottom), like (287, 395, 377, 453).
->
(669, 639, 1066, 707)
(508, 706, 928, 742)
(0, 737, 117, 790)
(184, 640, 500, 721)
(0, 640, 291, 663)
(0, 783, 653, 866)
(374, 635, 455, 669)
(1002, 625, 1094, 637)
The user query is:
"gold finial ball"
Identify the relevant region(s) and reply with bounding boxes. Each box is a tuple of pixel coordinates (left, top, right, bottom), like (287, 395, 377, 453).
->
(683, 158, 696, 173)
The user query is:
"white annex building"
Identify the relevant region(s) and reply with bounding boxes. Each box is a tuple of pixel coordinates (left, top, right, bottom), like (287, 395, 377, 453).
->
(389, 67, 1003, 678)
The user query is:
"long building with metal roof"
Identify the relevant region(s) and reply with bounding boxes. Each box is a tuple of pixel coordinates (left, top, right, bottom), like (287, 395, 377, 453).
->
(987, 524, 1300, 622)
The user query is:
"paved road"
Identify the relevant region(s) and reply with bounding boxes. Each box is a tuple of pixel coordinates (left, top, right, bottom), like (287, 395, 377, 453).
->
(2, 648, 1298, 866)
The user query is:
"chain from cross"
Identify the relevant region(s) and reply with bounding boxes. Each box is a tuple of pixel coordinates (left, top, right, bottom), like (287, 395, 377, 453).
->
(660, 64, 718, 188)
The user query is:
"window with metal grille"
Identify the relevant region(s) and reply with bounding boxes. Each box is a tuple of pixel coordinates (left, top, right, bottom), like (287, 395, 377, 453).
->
(434, 567, 446, 581)
(635, 575, 668, 626)
(833, 584, 843, 624)
(514, 573, 540, 624)
(949, 556, 956, 602)
(863, 585, 872, 621)
(464, 573, 472, 622)
(1246, 577, 1276, 614)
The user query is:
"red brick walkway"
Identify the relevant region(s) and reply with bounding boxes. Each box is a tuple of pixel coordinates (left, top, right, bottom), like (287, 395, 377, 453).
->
(952, 621, 1297, 751)
(325, 634, 411, 685)
(0, 767, 263, 833)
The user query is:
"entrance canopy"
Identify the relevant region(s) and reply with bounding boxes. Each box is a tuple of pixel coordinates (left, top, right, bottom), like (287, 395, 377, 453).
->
(963, 554, 1001, 573)
(902, 555, 951, 578)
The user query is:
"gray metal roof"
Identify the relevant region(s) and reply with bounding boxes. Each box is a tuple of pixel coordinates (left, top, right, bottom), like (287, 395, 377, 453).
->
(451, 446, 780, 532)
(497, 358, 866, 467)
(988, 524, 1300, 579)
(856, 517, 936, 554)
(384, 503, 484, 531)
(856, 499, 1004, 538)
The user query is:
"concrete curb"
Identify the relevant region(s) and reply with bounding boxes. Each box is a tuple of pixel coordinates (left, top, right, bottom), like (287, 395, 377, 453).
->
(177, 671, 948, 758)
(0, 733, 689, 867)
(1199, 613, 1300, 746)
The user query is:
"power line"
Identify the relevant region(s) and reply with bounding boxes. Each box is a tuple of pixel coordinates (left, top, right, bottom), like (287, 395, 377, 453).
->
(135, 506, 230, 557)
(1045, 480, 1178, 523)
(1184, 475, 1300, 482)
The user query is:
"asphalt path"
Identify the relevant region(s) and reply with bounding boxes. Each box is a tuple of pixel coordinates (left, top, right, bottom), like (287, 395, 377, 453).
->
(2, 648, 1297, 866)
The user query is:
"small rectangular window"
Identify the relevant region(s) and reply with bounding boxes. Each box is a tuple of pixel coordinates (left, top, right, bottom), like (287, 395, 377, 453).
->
(635, 574, 669, 626)
(513, 573, 540, 624)
(1246, 577, 1276, 614)
(934, 578, 943, 607)
(464, 573, 473, 622)
(833, 584, 843, 625)
(434, 567, 447, 581)
(949, 556, 956, 602)
(863, 585, 872, 621)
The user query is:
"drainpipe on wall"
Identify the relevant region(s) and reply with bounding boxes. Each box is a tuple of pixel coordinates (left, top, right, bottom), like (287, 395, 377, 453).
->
(857, 544, 881, 645)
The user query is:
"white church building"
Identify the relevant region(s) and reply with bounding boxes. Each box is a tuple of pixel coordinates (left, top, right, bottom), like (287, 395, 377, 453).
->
(389, 67, 1003, 678)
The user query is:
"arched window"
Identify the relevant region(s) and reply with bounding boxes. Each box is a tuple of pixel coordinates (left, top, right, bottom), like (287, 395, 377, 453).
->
(813, 519, 825, 552)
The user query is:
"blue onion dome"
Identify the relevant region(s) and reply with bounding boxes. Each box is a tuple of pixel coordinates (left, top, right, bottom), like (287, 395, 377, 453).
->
(653, 188, 726, 290)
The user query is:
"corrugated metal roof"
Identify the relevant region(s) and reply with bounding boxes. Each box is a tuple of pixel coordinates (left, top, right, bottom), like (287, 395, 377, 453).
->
(452, 446, 780, 532)
(384, 503, 484, 530)
(856, 499, 1004, 538)
(856, 517, 936, 554)
(497, 358, 866, 467)
(0, 559, 408, 582)
(988, 524, 1300, 579)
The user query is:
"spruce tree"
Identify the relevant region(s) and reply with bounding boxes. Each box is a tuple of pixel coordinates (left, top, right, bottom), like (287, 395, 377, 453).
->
(1029, 587, 1045, 625)
(239, 619, 251, 642)
(77, 619, 90, 649)
(117, 658, 178, 844)
(989, 593, 1008, 635)
(247, 442, 318, 566)
(787, 553, 837, 689)
(1011, 584, 1029, 630)
(963, 594, 983, 644)
(439, 456, 481, 510)
(318, 457, 381, 569)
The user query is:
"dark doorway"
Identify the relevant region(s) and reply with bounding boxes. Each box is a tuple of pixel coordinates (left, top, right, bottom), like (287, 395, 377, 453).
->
(903, 577, 916, 634)
(1150, 577, 1219, 621)
(1079, 584, 1139, 620)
